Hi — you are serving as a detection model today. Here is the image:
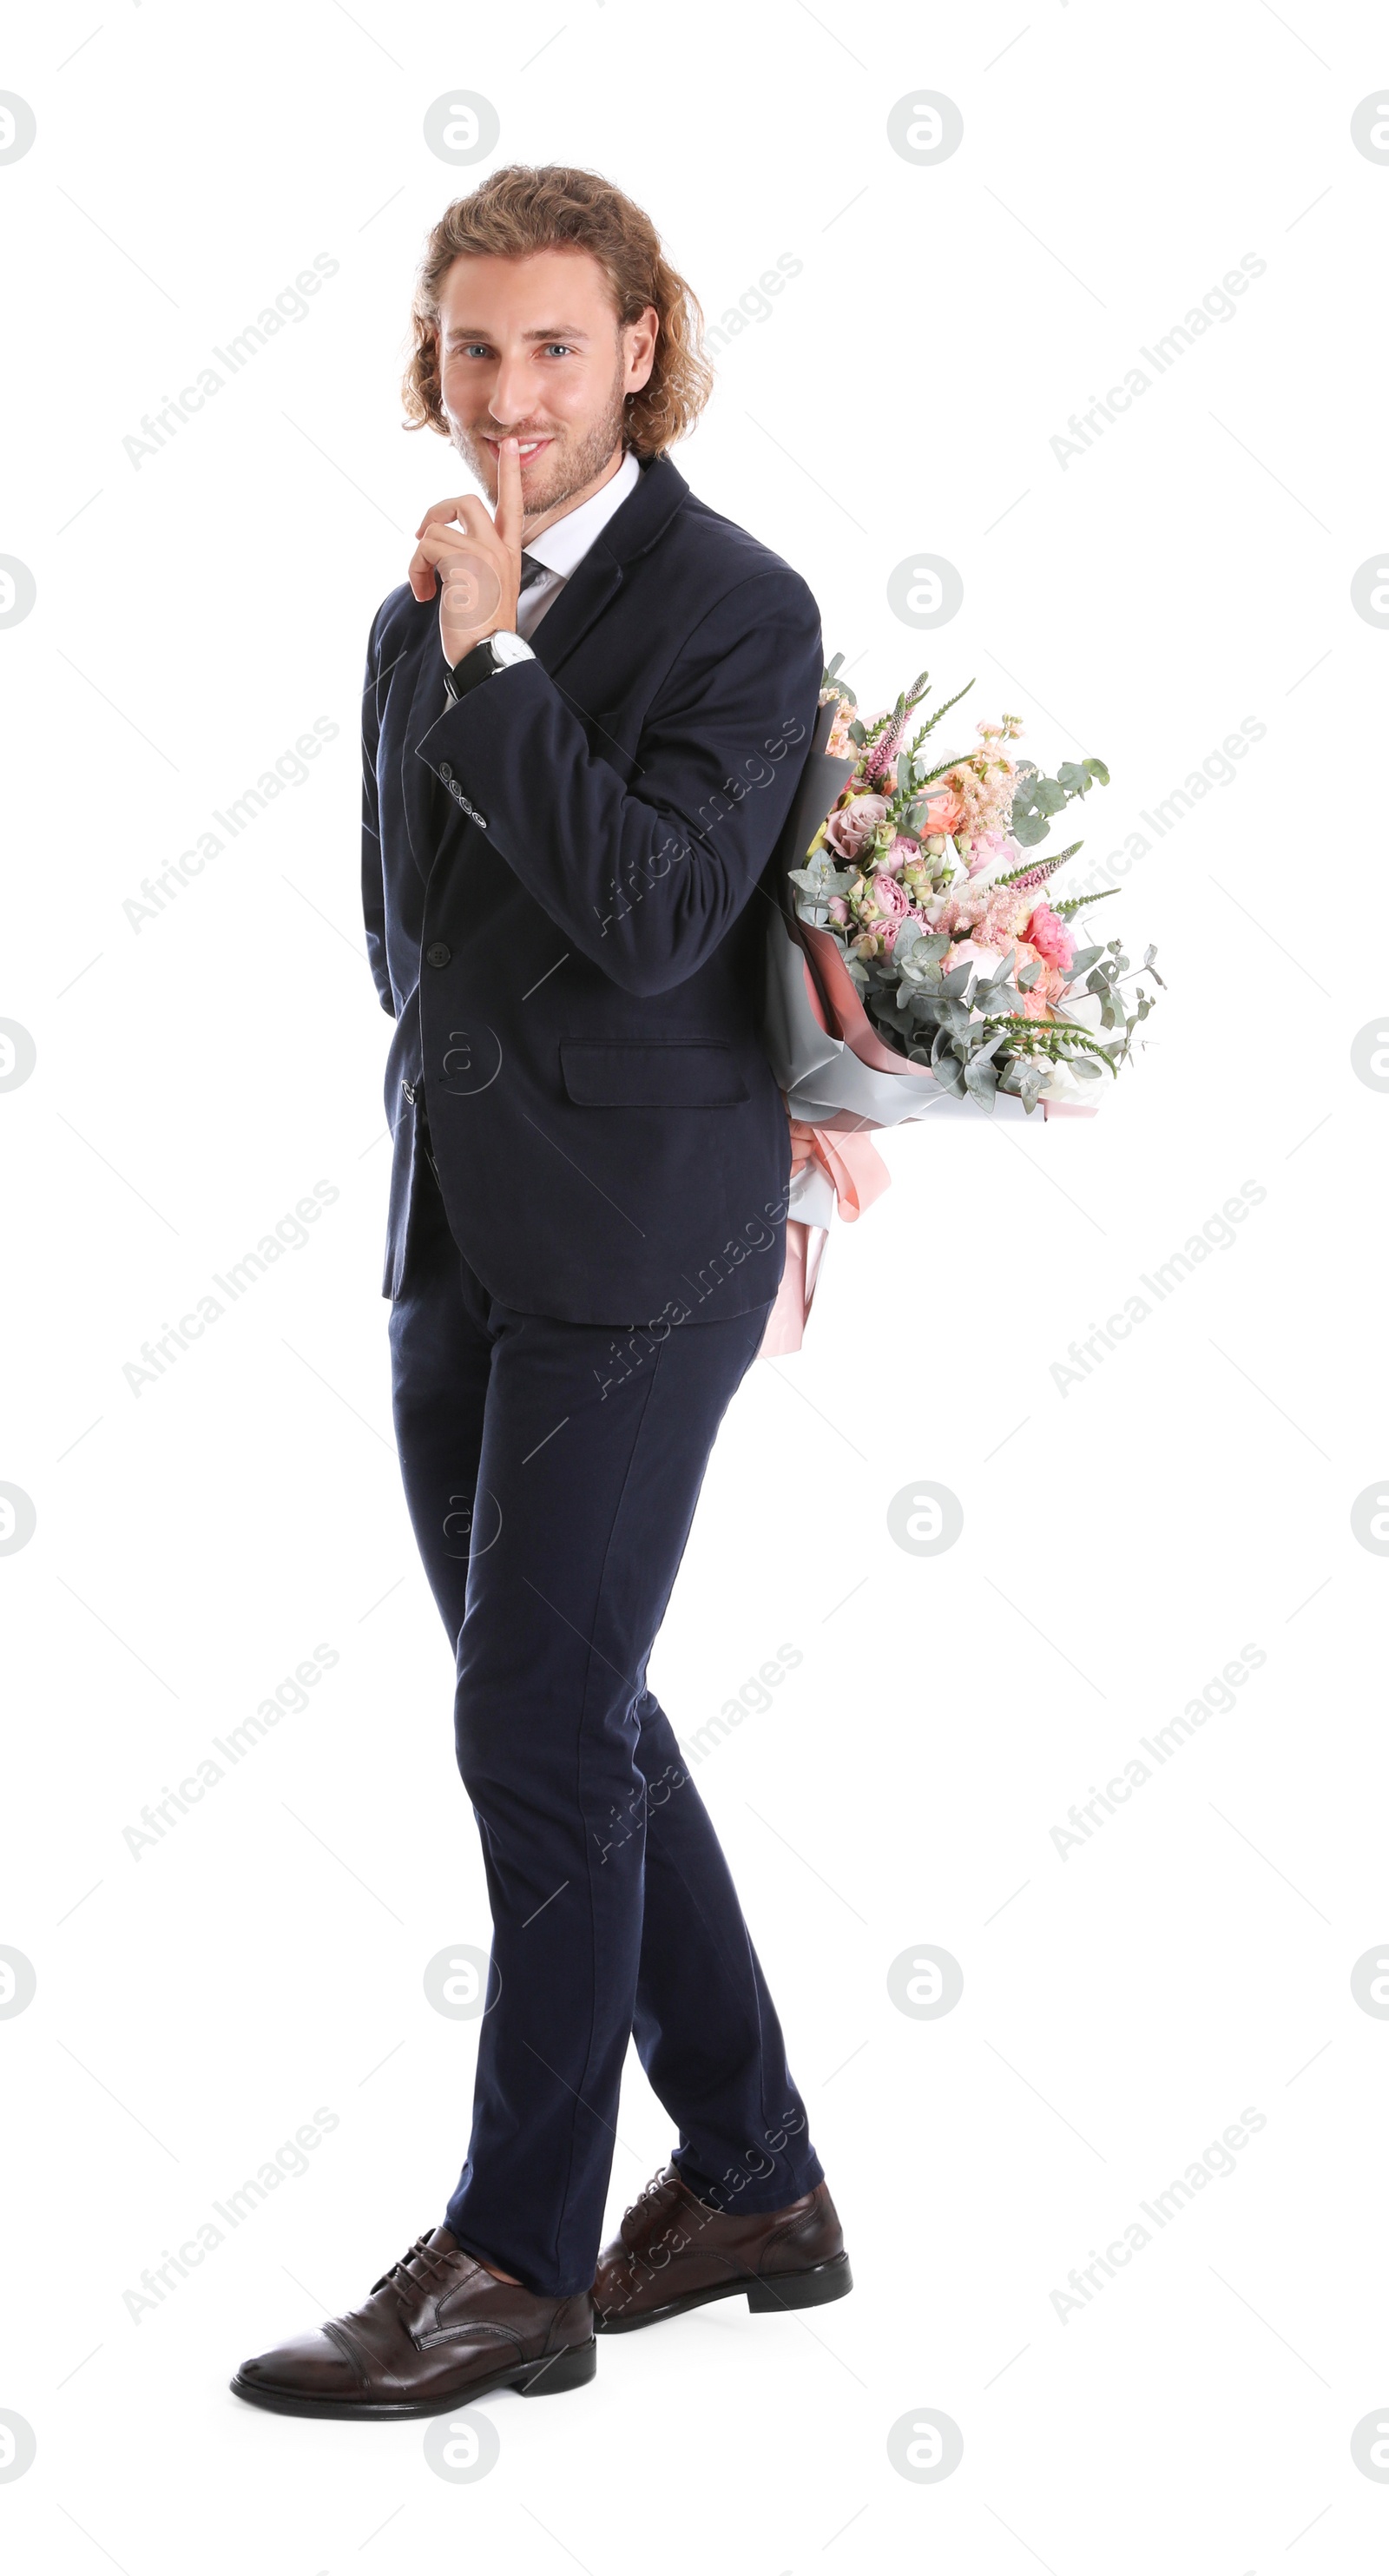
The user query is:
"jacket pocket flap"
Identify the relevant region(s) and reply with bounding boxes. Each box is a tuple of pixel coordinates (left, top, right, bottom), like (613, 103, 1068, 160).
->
(559, 1040, 749, 1108)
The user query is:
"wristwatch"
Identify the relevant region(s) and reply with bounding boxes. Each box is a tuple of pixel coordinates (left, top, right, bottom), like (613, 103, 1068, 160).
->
(444, 629, 535, 704)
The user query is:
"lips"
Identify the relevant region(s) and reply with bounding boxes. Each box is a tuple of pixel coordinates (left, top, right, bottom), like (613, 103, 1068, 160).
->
(484, 436, 553, 465)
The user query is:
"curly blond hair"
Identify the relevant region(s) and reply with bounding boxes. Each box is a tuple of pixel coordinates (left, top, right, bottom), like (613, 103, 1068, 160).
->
(401, 164, 713, 457)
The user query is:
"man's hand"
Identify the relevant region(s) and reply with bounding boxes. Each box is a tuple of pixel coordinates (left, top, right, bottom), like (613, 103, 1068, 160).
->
(408, 435, 524, 669)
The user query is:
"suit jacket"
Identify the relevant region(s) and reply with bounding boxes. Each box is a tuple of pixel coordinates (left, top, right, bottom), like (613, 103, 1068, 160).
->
(361, 451, 824, 1328)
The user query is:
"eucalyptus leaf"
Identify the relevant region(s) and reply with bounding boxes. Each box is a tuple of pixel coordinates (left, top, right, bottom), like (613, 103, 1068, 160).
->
(935, 999, 975, 1039)
(1010, 808, 1049, 847)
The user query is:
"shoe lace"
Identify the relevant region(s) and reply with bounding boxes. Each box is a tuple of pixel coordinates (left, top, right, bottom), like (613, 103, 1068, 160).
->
(621, 2167, 680, 2232)
(372, 2231, 457, 2299)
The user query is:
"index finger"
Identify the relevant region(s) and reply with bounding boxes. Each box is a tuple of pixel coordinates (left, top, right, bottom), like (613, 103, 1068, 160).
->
(493, 435, 523, 555)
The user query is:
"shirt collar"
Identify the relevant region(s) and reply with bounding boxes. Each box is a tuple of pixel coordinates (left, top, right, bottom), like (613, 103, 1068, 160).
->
(522, 449, 642, 581)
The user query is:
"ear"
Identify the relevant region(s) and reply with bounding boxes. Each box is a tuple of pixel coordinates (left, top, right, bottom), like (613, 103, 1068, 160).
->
(623, 303, 659, 397)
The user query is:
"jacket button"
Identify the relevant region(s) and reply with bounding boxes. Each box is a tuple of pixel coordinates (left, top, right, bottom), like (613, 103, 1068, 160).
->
(425, 942, 451, 969)
(438, 761, 452, 781)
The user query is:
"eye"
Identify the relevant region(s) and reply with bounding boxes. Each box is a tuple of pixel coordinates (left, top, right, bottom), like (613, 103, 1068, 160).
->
(542, 341, 573, 359)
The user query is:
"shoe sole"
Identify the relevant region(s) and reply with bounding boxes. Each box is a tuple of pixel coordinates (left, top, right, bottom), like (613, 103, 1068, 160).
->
(228, 2335, 596, 2420)
(594, 2251, 853, 2335)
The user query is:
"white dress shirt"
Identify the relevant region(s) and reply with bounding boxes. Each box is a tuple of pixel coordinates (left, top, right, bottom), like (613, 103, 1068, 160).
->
(515, 448, 642, 639)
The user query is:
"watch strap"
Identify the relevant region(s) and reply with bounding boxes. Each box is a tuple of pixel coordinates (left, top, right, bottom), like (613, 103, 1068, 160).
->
(444, 631, 532, 705)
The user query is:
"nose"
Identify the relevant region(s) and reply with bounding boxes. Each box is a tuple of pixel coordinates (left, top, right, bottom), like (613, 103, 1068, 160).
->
(487, 352, 542, 430)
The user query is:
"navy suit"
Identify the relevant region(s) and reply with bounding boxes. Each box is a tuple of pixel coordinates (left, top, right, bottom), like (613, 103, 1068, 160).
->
(363, 453, 826, 2295)
(362, 451, 822, 1323)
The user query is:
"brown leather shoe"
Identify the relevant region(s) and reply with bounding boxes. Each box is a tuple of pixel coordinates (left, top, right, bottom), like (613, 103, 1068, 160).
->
(230, 2226, 596, 2419)
(592, 2165, 852, 2333)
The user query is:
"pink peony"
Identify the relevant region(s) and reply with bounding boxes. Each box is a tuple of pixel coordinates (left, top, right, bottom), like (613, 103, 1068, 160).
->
(824, 793, 889, 860)
(879, 834, 922, 873)
(1024, 904, 1076, 976)
(943, 938, 1010, 979)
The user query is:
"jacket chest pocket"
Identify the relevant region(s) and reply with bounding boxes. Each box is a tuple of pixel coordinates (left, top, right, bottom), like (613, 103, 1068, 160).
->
(559, 1040, 750, 1108)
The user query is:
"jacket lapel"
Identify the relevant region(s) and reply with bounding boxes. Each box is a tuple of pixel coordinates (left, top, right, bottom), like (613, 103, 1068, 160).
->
(526, 542, 625, 679)
(528, 452, 689, 681)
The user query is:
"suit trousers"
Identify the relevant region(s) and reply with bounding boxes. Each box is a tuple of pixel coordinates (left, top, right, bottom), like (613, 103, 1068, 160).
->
(387, 1123, 823, 2296)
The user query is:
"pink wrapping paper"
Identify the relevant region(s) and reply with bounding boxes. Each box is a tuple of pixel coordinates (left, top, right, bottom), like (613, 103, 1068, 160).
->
(759, 920, 1095, 1357)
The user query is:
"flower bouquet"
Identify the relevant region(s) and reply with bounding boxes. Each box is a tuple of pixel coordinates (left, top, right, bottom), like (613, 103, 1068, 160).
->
(758, 657, 1160, 1351)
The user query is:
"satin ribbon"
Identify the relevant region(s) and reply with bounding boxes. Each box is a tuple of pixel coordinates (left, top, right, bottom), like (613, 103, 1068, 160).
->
(758, 926, 1095, 1359)
(759, 1119, 891, 1357)
(787, 1117, 891, 1218)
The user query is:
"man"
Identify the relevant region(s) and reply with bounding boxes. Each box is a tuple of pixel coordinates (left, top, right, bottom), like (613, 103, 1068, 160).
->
(233, 163, 850, 2422)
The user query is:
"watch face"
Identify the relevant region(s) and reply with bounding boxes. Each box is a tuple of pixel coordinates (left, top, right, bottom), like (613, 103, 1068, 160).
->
(491, 630, 530, 665)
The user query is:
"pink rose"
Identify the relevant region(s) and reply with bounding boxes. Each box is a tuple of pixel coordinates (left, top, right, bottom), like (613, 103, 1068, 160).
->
(824, 793, 889, 860)
(879, 834, 921, 873)
(1010, 939, 1067, 1018)
(862, 870, 912, 945)
(870, 871, 912, 916)
(965, 829, 1011, 879)
(943, 936, 1064, 1018)
(918, 787, 966, 838)
(1024, 904, 1076, 976)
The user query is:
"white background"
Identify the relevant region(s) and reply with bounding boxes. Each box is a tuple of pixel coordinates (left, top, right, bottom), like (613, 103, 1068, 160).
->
(3, 2, 1388, 2569)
